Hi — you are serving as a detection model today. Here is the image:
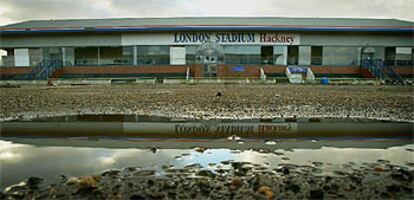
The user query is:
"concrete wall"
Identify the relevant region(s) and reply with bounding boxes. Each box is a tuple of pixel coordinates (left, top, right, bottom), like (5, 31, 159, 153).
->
(1, 32, 412, 48)
(300, 32, 414, 47)
(0, 33, 122, 48)
(62, 66, 187, 75)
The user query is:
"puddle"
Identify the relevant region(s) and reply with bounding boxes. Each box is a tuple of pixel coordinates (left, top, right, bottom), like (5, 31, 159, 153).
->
(1, 138, 413, 190)
(1, 114, 413, 138)
(1, 114, 413, 198)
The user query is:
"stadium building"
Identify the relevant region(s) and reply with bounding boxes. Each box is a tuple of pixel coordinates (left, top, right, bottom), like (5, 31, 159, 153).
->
(0, 17, 413, 80)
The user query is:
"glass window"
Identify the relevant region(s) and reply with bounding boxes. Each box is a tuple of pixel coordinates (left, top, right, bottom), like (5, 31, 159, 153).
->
(274, 46, 287, 65)
(311, 46, 323, 65)
(29, 48, 42, 67)
(63, 47, 75, 66)
(287, 46, 299, 65)
(395, 47, 413, 66)
(99, 47, 122, 65)
(122, 46, 134, 65)
(224, 45, 260, 65)
(0, 49, 13, 67)
(41, 47, 62, 61)
(384, 47, 396, 65)
(75, 47, 99, 66)
(137, 46, 170, 65)
(322, 46, 359, 66)
(186, 46, 197, 64)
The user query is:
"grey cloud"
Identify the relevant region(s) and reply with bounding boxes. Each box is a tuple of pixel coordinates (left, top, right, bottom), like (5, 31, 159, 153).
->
(0, 0, 112, 23)
(0, 0, 413, 26)
(108, 0, 183, 16)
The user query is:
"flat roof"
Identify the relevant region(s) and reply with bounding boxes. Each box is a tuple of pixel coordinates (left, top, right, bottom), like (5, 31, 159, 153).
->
(1, 17, 413, 33)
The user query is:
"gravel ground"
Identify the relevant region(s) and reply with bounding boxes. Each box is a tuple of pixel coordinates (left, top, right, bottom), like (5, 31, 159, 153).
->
(0, 84, 413, 122)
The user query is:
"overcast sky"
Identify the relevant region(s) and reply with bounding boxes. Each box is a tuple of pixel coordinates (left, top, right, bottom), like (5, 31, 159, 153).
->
(0, 0, 413, 26)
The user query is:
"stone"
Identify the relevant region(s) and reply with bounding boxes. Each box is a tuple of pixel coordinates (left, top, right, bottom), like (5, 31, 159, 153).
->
(258, 186, 275, 200)
(27, 176, 44, 189)
(286, 183, 301, 193)
(230, 177, 242, 190)
(197, 170, 216, 178)
(101, 169, 121, 177)
(194, 147, 207, 153)
(373, 167, 384, 173)
(309, 189, 325, 199)
(66, 175, 100, 190)
(149, 145, 159, 153)
(386, 185, 401, 194)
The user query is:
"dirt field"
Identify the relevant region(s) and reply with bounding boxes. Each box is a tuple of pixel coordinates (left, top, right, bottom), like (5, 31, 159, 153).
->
(0, 84, 413, 122)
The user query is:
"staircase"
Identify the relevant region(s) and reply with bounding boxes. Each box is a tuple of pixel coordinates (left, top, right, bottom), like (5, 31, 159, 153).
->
(361, 59, 402, 82)
(26, 60, 64, 80)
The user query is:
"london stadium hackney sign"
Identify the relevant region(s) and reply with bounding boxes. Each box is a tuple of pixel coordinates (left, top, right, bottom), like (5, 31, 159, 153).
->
(173, 32, 300, 45)
(121, 32, 300, 45)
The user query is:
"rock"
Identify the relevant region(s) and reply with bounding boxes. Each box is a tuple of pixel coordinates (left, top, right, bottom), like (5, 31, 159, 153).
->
(4, 184, 27, 195)
(196, 170, 216, 178)
(231, 162, 245, 170)
(135, 170, 156, 176)
(184, 163, 202, 170)
(101, 169, 121, 177)
(194, 147, 207, 153)
(66, 175, 100, 189)
(391, 169, 412, 182)
(286, 183, 300, 193)
(276, 167, 290, 175)
(149, 192, 165, 199)
(258, 186, 275, 200)
(373, 167, 384, 173)
(386, 185, 401, 194)
(309, 189, 325, 199)
(230, 177, 242, 190)
(27, 176, 44, 189)
(312, 162, 323, 167)
(195, 178, 211, 195)
(264, 140, 277, 145)
(149, 145, 159, 153)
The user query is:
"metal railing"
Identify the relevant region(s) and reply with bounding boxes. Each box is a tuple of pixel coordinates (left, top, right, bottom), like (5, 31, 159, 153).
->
(26, 60, 65, 80)
(361, 59, 402, 81)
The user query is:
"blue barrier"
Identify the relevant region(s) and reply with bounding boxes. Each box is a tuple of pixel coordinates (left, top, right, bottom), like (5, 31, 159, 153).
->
(288, 67, 307, 73)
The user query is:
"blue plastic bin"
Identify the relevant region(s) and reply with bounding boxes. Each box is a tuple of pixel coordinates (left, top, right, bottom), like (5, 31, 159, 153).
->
(321, 77, 329, 85)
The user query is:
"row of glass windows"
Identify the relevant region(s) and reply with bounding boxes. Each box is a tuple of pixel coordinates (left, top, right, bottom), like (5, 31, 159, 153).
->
(1, 46, 413, 67)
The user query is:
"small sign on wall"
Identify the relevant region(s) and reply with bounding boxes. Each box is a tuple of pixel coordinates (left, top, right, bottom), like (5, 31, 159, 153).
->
(232, 66, 245, 72)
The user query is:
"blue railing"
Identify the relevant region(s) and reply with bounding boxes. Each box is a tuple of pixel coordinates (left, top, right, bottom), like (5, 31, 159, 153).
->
(26, 60, 64, 80)
(378, 61, 402, 81)
(361, 59, 401, 81)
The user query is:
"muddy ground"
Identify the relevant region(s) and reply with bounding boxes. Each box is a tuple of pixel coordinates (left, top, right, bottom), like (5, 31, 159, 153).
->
(0, 84, 413, 122)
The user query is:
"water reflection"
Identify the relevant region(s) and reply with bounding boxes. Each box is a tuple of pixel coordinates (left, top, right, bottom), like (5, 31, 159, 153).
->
(0, 139, 413, 190)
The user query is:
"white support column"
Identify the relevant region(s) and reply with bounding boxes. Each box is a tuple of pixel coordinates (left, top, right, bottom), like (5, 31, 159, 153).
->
(133, 46, 137, 66)
(282, 46, 288, 65)
(62, 47, 66, 66)
(97, 47, 100, 66)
